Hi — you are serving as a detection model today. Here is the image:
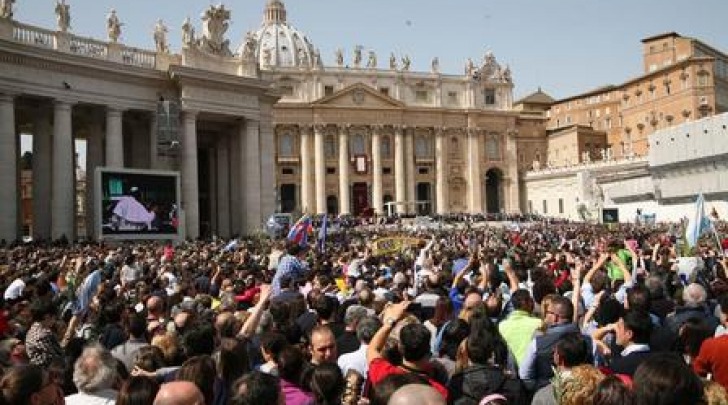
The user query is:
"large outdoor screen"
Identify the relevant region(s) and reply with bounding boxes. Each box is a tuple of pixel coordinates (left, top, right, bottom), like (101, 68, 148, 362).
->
(96, 168, 181, 240)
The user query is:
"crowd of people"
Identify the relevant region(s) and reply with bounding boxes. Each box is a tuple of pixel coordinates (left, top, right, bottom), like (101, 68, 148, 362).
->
(1, 218, 728, 405)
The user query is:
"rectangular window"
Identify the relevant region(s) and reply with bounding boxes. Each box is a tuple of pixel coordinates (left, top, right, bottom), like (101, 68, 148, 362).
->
(324, 85, 334, 96)
(326, 167, 336, 175)
(542, 200, 548, 214)
(484, 89, 496, 105)
(380, 87, 390, 96)
(280, 86, 294, 96)
(418, 167, 429, 175)
(281, 167, 295, 175)
(559, 198, 564, 214)
(415, 90, 429, 102)
(383, 167, 392, 175)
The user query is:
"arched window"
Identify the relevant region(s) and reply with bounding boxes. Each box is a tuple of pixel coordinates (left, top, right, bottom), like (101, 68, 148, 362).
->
(279, 132, 294, 156)
(324, 134, 336, 158)
(485, 135, 500, 160)
(350, 133, 366, 155)
(381, 136, 392, 159)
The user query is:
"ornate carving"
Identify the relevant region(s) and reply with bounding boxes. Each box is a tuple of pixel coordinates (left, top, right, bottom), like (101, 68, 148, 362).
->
(0, 0, 14, 19)
(153, 19, 169, 54)
(198, 4, 232, 56)
(107, 9, 123, 43)
(55, 0, 71, 33)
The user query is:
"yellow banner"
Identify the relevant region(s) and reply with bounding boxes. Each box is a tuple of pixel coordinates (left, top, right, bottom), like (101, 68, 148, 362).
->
(372, 237, 424, 256)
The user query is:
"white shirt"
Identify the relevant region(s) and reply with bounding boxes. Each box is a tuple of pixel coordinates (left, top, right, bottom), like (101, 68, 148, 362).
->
(621, 343, 650, 357)
(65, 389, 117, 405)
(338, 344, 368, 377)
(3, 278, 24, 300)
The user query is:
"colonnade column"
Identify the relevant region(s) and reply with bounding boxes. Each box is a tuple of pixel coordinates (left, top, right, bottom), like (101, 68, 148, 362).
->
(244, 119, 261, 233)
(149, 111, 159, 169)
(371, 125, 383, 214)
(51, 100, 75, 240)
(32, 104, 53, 240)
(394, 125, 406, 214)
(405, 127, 416, 214)
(505, 129, 520, 213)
(299, 125, 313, 213)
(313, 124, 326, 214)
(0, 94, 18, 241)
(105, 107, 124, 168)
(85, 111, 104, 239)
(435, 127, 448, 214)
(181, 111, 199, 239)
(467, 128, 482, 213)
(338, 125, 350, 215)
(216, 134, 231, 238)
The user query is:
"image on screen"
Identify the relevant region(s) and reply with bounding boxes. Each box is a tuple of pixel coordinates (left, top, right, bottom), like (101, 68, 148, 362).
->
(99, 170, 179, 236)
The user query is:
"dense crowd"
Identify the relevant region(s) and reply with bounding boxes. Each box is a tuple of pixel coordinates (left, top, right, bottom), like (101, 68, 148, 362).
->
(1, 218, 728, 405)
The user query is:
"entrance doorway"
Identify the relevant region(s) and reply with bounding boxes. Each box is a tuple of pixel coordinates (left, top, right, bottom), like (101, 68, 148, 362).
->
(280, 184, 296, 213)
(352, 182, 369, 215)
(485, 168, 503, 214)
(416, 183, 432, 215)
(326, 195, 338, 215)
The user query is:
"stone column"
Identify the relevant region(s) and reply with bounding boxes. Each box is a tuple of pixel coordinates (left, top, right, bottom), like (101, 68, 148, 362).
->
(0, 94, 18, 242)
(371, 125, 383, 214)
(405, 127, 416, 213)
(394, 125, 406, 214)
(435, 127, 448, 214)
(130, 118, 148, 169)
(105, 107, 124, 168)
(505, 130, 521, 213)
(300, 125, 313, 213)
(216, 134, 231, 238)
(84, 111, 104, 239)
(243, 119, 261, 233)
(338, 125, 351, 215)
(229, 125, 242, 234)
(467, 128, 482, 213)
(149, 111, 159, 169)
(32, 104, 53, 240)
(258, 104, 276, 222)
(313, 124, 326, 214)
(181, 111, 199, 239)
(51, 100, 75, 240)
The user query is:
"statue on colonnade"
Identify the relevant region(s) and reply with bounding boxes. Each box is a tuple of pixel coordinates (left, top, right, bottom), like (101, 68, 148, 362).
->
(389, 52, 397, 70)
(107, 9, 122, 43)
(153, 19, 169, 53)
(353, 45, 363, 67)
(431, 57, 439, 74)
(199, 4, 232, 56)
(401, 55, 411, 71)
(0, 0, 14, 19)
(367, 50, 377, 68)
(335, 48, 344, 67)
(55, 0, 71, 32)
(241, 31, 256, 60)
(181, 17, 195, 47)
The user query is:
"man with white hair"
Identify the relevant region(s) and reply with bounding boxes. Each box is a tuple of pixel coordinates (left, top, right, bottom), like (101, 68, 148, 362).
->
(65, 345, 119, 405)
(665, 283, 720, 333)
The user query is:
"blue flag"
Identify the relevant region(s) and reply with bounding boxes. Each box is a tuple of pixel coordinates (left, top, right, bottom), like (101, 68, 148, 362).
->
(318, 215, 328, 253)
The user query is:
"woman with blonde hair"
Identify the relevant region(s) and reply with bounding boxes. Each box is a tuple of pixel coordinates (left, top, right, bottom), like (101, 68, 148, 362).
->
(554, 364, 604, 405)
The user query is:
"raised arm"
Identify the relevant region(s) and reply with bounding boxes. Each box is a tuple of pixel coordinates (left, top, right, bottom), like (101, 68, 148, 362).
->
(584, 253, 608, 285)
(367, 301, 409, 364)
(237, 284, 273, 339)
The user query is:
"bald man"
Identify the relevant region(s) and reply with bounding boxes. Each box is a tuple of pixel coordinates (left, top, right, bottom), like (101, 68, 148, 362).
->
(310, 325, 338, 365)
(154, 381, 205, 405)
(388, 384, 446, 405)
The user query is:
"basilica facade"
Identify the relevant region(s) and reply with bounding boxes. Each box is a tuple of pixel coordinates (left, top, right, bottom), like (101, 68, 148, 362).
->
(0, 0, 547, 241)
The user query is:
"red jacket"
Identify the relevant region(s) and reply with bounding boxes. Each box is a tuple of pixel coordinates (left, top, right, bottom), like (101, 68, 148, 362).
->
(694, 334, 728, 389)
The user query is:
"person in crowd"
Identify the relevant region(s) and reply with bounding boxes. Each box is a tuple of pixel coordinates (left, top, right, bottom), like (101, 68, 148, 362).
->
(607, 310, 653, 376)
(153, 381, 205, 405)
(310, 362, 344, 405)
(388, 384, 445, 405)
(229, 371, 283, 405)
(338, 315, 381, 377)
(694, 294, 728, 389)
(337, 305, 369, 356)
(592, 375, 634, 405)
(309, 325, 338, 365)
(25, 300, 64, 367)
(498, 289, 542, 366)
(633, 353, 704, 405)
(666, 283, 720, 334)
(112, 314, 149, 372)
(277, 345, 314, 405)
(116, 376, 159, 405)
(65, 345, 120, 405)
(0, 364, 63, 405)
(531, 332, 592, 405)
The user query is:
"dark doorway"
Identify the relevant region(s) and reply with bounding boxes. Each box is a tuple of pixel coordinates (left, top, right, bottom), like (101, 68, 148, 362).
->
(416, 183, 432, 215)
(485, 168, 503, 214)
(198, 148, 211, 238)
(352, 182, 369, 215)
(280, 184, 296, 213)
(326, 195, 338, 215)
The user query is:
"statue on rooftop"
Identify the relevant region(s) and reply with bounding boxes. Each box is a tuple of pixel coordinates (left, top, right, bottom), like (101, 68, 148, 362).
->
(153, 19, 169, 53)
(335, 48, 344, 67)
(107, 9, 122, 43)
(0, 0, 14, 20)
(431, 57, 439, 74)
(353, 45, 363, 68)
(367, 50, 377, 68)
(199, 4, 232, 56)
(241, 31, 256, 60)
(465, 58, 475, 77)
(182, 17, 195, 47)
(389, 52, 397, 70)
(55, 0, 71, 33)
(401, 55, 411, 71)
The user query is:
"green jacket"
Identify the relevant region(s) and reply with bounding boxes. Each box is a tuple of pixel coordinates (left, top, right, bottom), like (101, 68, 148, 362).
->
(498, 310, 543, 365)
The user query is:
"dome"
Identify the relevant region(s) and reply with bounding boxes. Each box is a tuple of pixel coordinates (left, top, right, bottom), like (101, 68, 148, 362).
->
(237, 0, 319, 70)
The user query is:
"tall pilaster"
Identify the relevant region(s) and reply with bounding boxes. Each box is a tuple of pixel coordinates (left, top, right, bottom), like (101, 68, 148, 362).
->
(505, 129, 520, 213)
(258, 104, 276, 222)
(313, 124, 326, 214)
(181, 111, 199, 239)
(243, 119, 261, 233)
(405, 127, 416, 213)
(338, 125, 350, 215)
(0, 94, 18, 242)
(149, 111, 159, 169)
(85, 111, 104, 239)
(216, 134, 231, 238)
(51, 100, 75, 240)
(435, 127, 448, 214)
(105, 107, 124, 168)
(371, 125, 383, 214)
(229, 125, 242, 234)
(299, 125, 313, 213)
(394, 125, 406, 214)
(467, 128, 482, 213)
(32, 104, 53, 240)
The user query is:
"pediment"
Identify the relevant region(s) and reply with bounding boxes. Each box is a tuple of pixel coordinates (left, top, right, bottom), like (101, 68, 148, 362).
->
(313, 83, 404, 108)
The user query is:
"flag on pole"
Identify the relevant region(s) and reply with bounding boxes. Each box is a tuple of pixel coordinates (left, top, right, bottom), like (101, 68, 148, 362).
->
(318, 215, 328, 253)
(686, 193, 711, 248)
(287, 215, 313, 247)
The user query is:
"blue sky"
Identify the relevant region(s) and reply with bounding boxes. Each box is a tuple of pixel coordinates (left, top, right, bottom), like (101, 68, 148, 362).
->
(16, 0, 727, 101)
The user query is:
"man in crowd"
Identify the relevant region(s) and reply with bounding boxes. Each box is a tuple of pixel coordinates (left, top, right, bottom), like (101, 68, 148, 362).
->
(694, 294, 728, 389)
